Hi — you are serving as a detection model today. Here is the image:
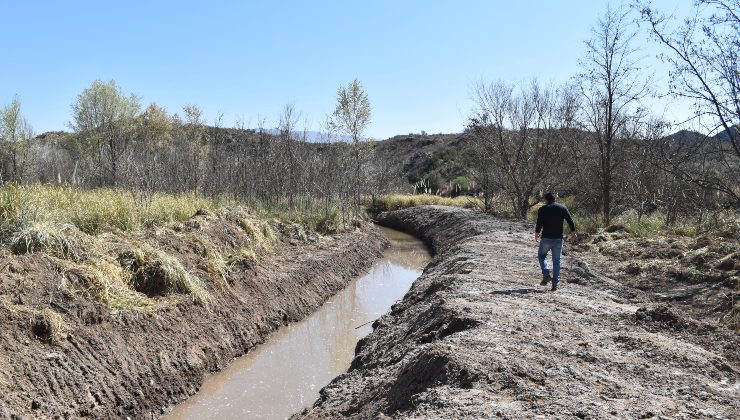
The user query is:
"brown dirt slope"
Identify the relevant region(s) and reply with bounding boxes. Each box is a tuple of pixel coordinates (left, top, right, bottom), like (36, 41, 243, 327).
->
(295, 206, 738, 419)
(0, 210, 387, 419)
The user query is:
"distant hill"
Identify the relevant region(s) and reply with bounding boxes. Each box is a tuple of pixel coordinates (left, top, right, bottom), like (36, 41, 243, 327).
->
(372, 133, 475, 193)
(664, 129, 706, 143)
(662, 127, 738, 145)
(713, 125, 738, 142)
(259, 128, 352, 143)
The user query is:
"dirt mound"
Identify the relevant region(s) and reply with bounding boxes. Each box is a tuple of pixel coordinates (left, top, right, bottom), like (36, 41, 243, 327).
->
(0, 209, 387, 419)
(572, 228, 739, 324)
(296, 206, 738, 419)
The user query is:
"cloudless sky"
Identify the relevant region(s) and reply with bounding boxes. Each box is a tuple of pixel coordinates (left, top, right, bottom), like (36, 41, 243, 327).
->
(1, 0, 694, 139)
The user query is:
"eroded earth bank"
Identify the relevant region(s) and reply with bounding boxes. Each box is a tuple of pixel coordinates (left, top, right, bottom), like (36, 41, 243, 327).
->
(296, 206, 738, 419)
(0, 209, 387, 419)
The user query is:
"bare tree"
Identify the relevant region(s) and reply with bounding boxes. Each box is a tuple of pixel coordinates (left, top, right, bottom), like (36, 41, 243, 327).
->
(578, 4, 650, 224)
(278, 104, 302, 209)
(131, 102, 173, 197)
(175, 105, 208, 193)
(639, 0, 740, 204)
(468, 79, 577, 217)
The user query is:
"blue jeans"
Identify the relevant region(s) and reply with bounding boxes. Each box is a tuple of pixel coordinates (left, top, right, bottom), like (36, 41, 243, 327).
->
(538, 238, 563, 286)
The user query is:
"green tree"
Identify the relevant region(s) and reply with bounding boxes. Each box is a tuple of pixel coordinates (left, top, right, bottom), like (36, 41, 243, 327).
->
(134, 102, 173, 194)
(70, 79, 140, 186)
(0, 96, 33, 183)
(332, 79, 372, 208)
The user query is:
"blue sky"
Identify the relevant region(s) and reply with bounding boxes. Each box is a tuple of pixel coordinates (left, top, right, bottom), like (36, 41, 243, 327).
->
(1, 1, 693, 139)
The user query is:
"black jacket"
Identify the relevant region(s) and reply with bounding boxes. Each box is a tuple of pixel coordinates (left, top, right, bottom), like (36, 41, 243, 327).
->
(535, 202, 576, 239)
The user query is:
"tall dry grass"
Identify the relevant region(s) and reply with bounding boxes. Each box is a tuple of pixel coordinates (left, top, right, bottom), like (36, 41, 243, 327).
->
(0, 184, 223, 235)
(372, 194, 483, 213)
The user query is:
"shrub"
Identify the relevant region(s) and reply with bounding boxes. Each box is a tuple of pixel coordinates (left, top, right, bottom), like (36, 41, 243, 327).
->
(315, 210, 342, 234)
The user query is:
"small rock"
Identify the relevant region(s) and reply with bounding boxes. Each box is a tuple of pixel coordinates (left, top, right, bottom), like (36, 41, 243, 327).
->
(31, 400, 40, 410)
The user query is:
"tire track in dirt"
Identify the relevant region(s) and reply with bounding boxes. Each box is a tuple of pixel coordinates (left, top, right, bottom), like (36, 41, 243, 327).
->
(295, 206, 738, 419)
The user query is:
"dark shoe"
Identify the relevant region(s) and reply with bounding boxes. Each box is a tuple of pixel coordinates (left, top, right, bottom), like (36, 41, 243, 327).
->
(551, 284, 558, 292)
(540, 275, 552, 286)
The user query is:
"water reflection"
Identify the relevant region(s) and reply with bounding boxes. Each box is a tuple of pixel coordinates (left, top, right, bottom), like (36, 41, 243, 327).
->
(165, 227, 431, 420)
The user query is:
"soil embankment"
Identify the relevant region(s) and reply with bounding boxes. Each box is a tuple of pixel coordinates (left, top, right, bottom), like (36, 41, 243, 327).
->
(296, 206, 738, 419)
(0, 210, 387, 419)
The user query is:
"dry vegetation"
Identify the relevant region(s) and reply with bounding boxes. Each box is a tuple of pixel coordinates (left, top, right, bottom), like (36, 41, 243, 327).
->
(370, 194, 482, 214)
(0, 185, 289, 317)
(0, 184, 223, 235)
(573, 224, 740, 330)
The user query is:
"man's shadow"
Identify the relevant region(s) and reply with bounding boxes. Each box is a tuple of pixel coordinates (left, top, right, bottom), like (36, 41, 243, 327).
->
(489, 288, 545, 296)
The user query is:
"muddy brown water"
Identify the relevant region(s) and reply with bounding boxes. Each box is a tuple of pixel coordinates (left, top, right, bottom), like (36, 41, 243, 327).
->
(164, 227, 431, 420)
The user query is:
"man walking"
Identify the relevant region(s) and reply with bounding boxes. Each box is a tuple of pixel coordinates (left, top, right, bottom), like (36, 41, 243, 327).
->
(535, 192, 577, 291)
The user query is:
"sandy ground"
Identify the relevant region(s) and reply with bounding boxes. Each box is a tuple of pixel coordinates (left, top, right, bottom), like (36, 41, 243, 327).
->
(0, 211, 387, 419)
(295, 206, 738, 419)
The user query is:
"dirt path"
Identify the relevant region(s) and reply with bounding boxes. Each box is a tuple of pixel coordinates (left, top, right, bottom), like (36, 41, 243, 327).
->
(0, 215, 387, 419)
(295, 206, 738, 419)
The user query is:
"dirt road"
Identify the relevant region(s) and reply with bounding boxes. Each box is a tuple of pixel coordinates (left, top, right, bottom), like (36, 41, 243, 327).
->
(296, 206, 738, 419)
